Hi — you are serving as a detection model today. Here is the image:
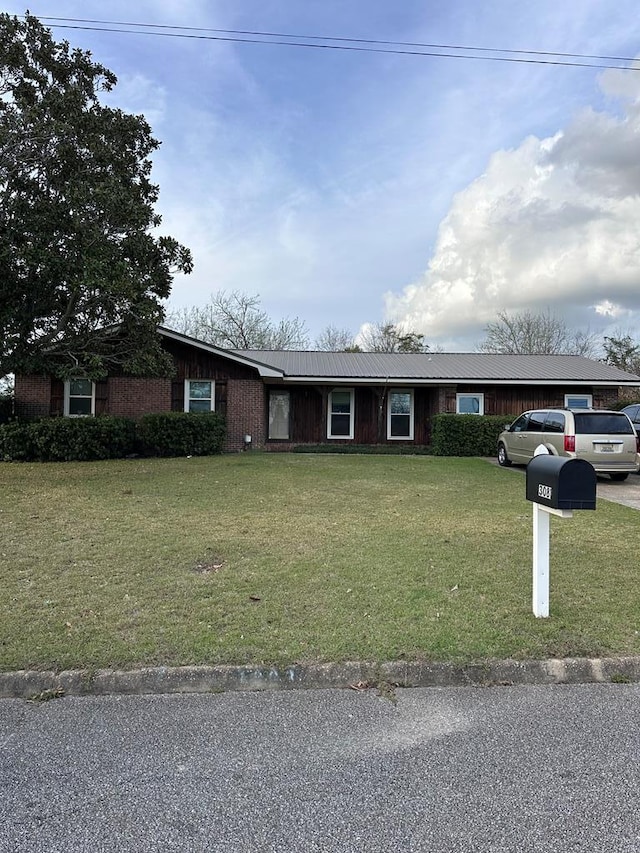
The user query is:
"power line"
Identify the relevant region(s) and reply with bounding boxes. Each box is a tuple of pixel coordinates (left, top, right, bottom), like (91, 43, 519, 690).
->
(34, 16, 640, 72)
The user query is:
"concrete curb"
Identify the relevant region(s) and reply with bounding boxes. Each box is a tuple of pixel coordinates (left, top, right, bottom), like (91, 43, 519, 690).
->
(1, 656, 640, 699)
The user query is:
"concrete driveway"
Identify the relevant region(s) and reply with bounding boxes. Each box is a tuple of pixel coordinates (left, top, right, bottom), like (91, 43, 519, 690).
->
(487, 459, 640, 510)
(594, 471, 640, 509)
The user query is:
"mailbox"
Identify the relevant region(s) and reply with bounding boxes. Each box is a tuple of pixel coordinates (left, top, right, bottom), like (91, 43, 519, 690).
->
(526, 455, 596, 511)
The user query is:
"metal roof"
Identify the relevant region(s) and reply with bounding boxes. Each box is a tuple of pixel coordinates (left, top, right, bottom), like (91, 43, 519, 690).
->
(235, 350, 640, 384)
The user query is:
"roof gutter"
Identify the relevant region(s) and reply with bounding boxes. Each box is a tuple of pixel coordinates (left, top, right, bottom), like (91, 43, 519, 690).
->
(265, 376, 636, 387)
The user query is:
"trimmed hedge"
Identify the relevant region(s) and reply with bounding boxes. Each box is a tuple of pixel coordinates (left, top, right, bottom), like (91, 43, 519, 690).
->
(293, 443, 433, 455)
(431, 414, 515, 457)
(137, 412, 226, 458)
(0, 412, 226, 462)
(0, 416, 137, 462)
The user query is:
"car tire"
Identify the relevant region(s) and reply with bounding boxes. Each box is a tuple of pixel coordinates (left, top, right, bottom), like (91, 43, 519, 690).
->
(497, 443, 512, 467)
(609, 473, 629, 482)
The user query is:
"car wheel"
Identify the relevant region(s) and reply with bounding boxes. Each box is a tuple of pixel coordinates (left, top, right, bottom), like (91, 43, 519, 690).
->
(609, 473, 629, 482)
(497, 443, 512, 467)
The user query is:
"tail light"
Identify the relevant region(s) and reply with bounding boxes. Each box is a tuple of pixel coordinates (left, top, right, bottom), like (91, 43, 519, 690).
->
(636, 434, 640, 454)
(564, 435, 576, 453)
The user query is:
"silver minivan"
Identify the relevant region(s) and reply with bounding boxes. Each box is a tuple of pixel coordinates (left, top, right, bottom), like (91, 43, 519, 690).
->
(497, 408, 640, 481)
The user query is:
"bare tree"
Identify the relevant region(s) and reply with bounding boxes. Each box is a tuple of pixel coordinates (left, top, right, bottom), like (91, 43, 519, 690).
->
(165, 291, 309, 349)
(359, 322, 429, 353)
(478, 310, 598, 356)
(314, 325, 355, 351)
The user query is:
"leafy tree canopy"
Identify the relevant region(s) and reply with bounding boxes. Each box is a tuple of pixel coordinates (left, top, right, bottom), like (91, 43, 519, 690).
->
(358, 322, 429, 353)
(0, 13, 192, 380)
(602, 334, 640, 375)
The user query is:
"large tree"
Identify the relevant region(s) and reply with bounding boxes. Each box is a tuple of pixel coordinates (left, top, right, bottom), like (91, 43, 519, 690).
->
(0, 13, 192, 379)
(166, 291, 309, 350)
(478, 310, 597, 356)
(358, 322, 429, 353)
(314, 324, 356, 352)
(602, 333, 640, 374)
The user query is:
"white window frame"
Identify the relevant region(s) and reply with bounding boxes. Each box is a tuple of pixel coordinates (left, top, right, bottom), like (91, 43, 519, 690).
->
(327, 388, 355, 440)
(64, 379, 95, 417)
(387, 389, 414, 440)
(456, 393, 485, 415)
(184, 379, 215, 413)
(564, 393, 592, 409)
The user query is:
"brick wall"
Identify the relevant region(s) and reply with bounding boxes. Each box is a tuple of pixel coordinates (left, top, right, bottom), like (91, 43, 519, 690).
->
(14, 376, 51, 419)
(106, 377, 172, 418)
(225, 378, 266, 452)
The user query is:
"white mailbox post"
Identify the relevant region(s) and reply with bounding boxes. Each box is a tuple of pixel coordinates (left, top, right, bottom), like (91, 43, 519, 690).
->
(525, 454, 597, 619)
(532, 502, 572, 618)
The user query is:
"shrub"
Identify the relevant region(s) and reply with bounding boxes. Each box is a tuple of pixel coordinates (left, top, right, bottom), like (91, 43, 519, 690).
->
(292, 443, 433, 455)
(431, 414, 515, 457)
(137, 412, 226, 457)
(0, 396, 13, 424)
(0, 416, 137, 462)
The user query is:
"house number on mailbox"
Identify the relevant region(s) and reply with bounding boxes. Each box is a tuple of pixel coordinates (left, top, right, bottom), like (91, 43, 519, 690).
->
(537, 484, 553, 500)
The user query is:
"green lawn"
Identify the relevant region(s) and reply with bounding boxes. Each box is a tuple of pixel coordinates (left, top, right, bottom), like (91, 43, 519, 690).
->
(1, 453, 638, 671)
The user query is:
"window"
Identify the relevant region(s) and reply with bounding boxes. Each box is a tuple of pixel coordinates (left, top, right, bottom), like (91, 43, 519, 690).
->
(456, 393, 484, 415)
(328, 388, 354, 439)
(511, 414, 530, 432)
(574, 412, 634, 435)
(565, 394, 592, 409)
(387, 390, 414, 440)
(184, 380, 214, 412)
(64, 379, 95, 417)
(544, 412, 565, 433)
(527, 410, 547, 432)
(268, 390, 290, 440)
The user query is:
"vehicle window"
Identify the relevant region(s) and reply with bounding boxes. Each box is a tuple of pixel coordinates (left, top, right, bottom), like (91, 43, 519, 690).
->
(527, 411, 547, 433)
(624, 405, 640, 421)
(511, 414, 530, 432)
(544, 412, 565, 433)
(574, 413, 634, 435)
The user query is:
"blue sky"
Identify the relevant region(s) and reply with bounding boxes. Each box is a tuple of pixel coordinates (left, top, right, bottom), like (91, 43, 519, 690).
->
(5, 1, 640, 349)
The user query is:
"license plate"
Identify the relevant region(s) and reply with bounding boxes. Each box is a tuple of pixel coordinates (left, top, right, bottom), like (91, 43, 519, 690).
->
(596, 444, 616, 452)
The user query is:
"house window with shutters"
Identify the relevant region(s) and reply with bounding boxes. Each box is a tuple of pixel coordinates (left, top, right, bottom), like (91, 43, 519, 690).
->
(64, 379, 95, 417)
(184, 380, 215, 412)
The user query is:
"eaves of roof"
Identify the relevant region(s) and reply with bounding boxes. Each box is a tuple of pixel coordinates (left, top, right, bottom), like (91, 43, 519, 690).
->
(157, 327, 284, 378)
(157, 330, 640, 386)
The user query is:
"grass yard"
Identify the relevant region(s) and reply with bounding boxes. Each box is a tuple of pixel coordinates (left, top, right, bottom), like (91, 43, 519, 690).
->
(1, 453, 638, 671)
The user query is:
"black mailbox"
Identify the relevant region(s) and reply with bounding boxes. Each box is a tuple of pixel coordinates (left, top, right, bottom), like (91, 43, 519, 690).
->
(526, 455, 596, 511)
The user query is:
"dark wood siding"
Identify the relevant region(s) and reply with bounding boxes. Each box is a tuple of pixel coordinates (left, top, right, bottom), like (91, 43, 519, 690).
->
(456, 385, 601, 417)
(289, 386, 324, 443)
(95, 379, 108, 415)
(50, 379, 64, 416)
(267, 384, 439, 446)
(162, 339, 260, 382)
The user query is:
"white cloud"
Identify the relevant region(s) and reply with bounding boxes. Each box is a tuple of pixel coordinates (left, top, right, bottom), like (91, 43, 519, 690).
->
(104, 73, 167, 129)
(386, 67, 640, 347)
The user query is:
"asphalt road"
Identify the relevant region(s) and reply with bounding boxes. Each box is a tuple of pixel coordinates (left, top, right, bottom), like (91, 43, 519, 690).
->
(1, 684, 639, 852)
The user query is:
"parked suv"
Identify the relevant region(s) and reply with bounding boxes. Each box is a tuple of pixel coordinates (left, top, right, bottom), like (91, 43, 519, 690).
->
(621, 403, 640, 429)
(497, 408, 640, 481)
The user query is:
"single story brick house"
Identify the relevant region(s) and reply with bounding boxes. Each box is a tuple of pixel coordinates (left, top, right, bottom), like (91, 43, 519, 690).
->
(14, 326, 640, 452)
